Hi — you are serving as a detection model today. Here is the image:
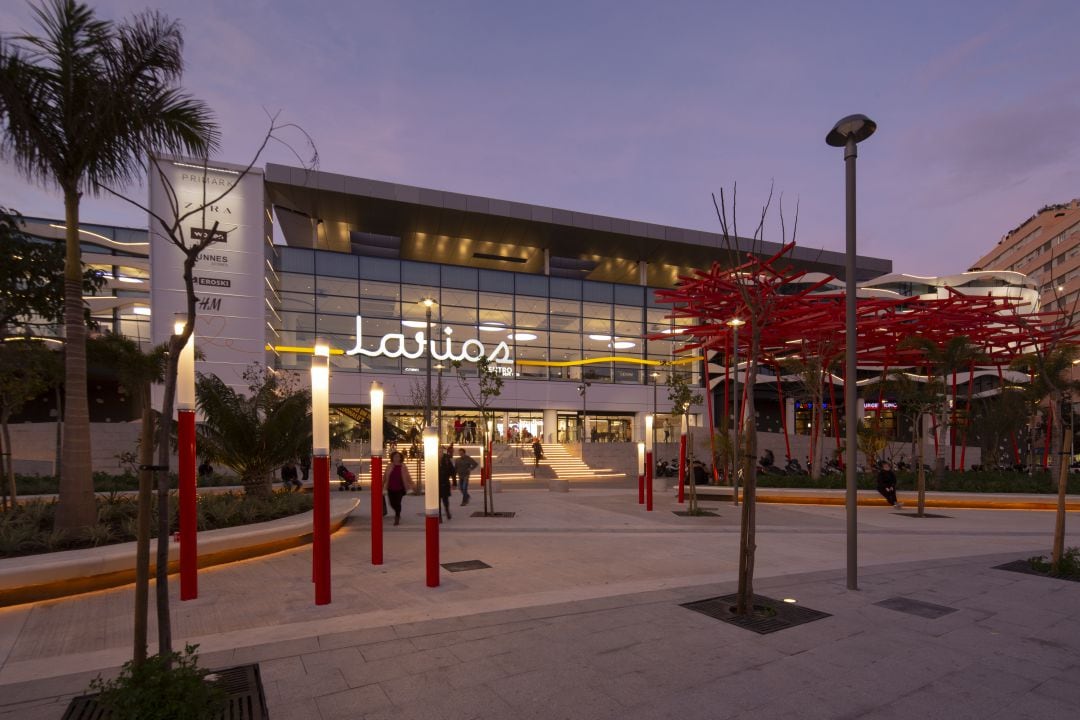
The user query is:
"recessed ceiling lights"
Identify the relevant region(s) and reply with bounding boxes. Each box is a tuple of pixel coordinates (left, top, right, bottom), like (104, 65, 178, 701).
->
(402, 320, 428, 328)
(477, 322, 506, 332)
(588, 334, 612, 341)
(509, 332, 537, 342)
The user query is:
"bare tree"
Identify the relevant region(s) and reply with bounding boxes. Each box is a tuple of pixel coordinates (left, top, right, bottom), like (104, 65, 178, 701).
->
(454, 357, 504, 515)
(101, 114, 316, 660)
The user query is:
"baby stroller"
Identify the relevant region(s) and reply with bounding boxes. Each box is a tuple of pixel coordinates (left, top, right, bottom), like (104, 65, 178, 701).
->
(336, 462, 359, 491)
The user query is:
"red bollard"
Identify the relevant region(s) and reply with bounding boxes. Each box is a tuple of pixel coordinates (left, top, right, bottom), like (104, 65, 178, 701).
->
(425, 514, 440, 587)
(313, 454, 331, 605)
(646, 450, 654, 511)
(371, 455, 383, 565)
(178, 409, 197, 600)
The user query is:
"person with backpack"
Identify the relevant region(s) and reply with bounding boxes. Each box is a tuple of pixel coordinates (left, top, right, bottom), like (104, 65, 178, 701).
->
(454, 448, 479, 506)
(281, 460, 301, 491)
(336, 461, 358, 491)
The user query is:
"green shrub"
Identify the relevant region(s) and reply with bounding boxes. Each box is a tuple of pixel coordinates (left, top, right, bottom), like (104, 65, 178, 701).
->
(89, 645, 225, 720)
(1028, 547, 1080, 577)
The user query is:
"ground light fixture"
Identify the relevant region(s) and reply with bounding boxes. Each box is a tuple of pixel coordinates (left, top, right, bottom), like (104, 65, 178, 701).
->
(174, 315, 197, 601)
(311, 343, 331, 605)
(826, 113, 877, 592)
(423, 426, 440, 587)
(370, 381, 384, 566)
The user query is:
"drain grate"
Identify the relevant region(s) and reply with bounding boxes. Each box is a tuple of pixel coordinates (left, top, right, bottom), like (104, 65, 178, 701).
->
(442, 560, 492, 572)
(681, 593, 830, 634)
(63, 664, 267, 720)
(470, 511, 516, 518)
(672, 510, 719, 517)
(874, 596, 957, 619)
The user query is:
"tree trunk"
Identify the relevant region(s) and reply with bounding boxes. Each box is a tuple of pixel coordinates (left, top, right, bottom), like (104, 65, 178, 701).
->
(934, 373, 947, 489)
(133, 394, 155, 666)
(54, 385, 63, 478)
(916, 413, 926, 517)
(3, 411, 15, 510)
(155, 345, 181, 662)
(55, 191, 96, 531)
(0, 410, 10, 511)
(735, 333, 760, 616)
(1051, 415, 1071, 573)
(244, 474, 273, 497)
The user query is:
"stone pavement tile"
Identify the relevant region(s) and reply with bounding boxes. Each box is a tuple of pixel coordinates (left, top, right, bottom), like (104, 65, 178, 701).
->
(258, 654, 305, 683)
(360, 683, 514, 720)
(926, 661, 1040, 701)
(317, 624, 398, 651)
(0, 670, 102, 706)
(986, 692, 1080, 720)
(409, 619, 538, 651)
(440, 656, 511, 690)
(358, 637, 418, 661)
(0, 698, 67, 720)
(300, 645, 365, 674)
(229, 636, 322, 666)
(265, 696, 322, 720)
(315, 681, 392, 720)
(939, 625, 1079, 669)
(392, 615, 470, 640)
(263, 667, 348, 707)
(374, 667, 454, 707)
(1032, 667, 1080, 706)
(976, 649, 1061, 683)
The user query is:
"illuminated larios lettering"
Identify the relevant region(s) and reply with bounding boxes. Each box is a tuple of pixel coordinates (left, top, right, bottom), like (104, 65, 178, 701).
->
(345, 316, 513, 366)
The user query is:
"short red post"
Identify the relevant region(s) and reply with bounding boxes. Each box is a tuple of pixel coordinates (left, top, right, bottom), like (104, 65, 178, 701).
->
(313, 454, 331, 605)
(178, 409, 197, 600)
(638, 473, 645, 504)
(645, 450, 654, 511)
(371, 455, 383, 565)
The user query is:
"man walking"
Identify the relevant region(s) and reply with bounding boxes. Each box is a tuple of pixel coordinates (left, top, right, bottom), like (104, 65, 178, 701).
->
(454, 447, 478, 506)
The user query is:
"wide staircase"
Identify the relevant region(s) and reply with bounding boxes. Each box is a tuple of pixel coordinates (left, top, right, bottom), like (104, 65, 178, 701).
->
(513, 443, 623, 481)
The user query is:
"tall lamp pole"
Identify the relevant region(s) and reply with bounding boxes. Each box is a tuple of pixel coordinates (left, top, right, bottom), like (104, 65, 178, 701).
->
(826, 113, 877, 592)
(578, 382, 591, 442)
(311, 342, 332, 605)
(370, 381, 384, 566)
(651, 371, 660, 451)
(174, 316, 197, 601)
(727, 317, 744, 506)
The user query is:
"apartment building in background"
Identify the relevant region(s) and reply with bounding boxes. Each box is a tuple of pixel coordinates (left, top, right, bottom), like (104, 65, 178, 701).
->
(971, 199, 1080, 315)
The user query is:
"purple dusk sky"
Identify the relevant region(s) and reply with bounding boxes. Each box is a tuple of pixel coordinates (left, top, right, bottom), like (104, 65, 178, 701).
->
(2, 0, 1079, 276)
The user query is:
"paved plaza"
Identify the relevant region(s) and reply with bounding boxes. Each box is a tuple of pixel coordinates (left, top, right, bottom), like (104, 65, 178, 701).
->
(0, 487, 1078, 719)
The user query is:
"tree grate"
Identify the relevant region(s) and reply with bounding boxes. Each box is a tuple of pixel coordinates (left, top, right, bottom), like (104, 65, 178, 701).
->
(470, 511, 516, 518)
(442, 560, 492, 572)
(681, 593, 830, 634)
(62, 664, 267, 720)
(894, 512, 952, 519)
(995, 559, 1080, 583)
(672, 510, 719, 517)
(874, 596, 957, 619)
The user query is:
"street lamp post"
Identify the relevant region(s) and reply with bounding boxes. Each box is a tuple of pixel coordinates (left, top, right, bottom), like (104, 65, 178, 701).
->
(174, 316, 197, 601)
(651, 371, 660, 452)
(370, 381, 384, 566)
(421, 298, 437, 426)
(827, 113, 877, 592)
(727, 317, 744, 506)
(311, 342, 331, 605)
(578, 382, 591, 442)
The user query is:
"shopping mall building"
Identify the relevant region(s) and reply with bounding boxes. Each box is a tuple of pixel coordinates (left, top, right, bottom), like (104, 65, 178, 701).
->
(20, 158, 893, 456)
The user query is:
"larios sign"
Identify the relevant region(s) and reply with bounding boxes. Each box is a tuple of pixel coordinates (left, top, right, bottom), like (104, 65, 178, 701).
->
(345, 316, 513, 365)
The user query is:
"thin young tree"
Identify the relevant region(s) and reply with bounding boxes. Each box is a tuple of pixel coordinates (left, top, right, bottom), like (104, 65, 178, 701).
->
(454, 357, 504, 515)
(0, 0, 218, 530)
(880, 369, 942, 516)
(667, 367, 702, 513)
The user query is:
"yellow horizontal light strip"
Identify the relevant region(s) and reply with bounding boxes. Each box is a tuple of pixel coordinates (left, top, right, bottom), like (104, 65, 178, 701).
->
(516, 355, 702, 368)
(49, 224, 148, 247)
(268, 344, 346, 355)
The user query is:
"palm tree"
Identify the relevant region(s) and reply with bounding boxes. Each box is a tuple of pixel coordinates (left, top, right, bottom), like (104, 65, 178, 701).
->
(195, 370, 313, 496)
(0, 0, 218, 530)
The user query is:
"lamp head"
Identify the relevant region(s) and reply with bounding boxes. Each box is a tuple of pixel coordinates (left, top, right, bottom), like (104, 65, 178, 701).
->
(826, 114, 876, 147)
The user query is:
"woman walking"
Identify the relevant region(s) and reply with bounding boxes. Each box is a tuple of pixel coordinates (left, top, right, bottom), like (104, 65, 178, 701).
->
(384, 451, 414, 526)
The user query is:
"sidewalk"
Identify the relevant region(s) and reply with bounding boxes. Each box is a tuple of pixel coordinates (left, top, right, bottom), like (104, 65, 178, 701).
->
(0, 488, 1077, 719)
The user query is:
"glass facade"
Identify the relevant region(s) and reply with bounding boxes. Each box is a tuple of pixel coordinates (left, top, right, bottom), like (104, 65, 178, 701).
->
(271, 247, 697, 387)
